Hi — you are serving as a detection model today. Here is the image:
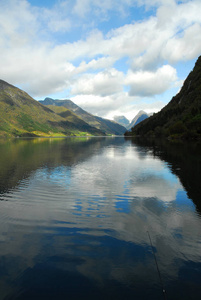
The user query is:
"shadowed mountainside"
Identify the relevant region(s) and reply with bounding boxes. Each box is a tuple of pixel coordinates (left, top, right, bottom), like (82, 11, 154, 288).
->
(125, 56, 201, 139)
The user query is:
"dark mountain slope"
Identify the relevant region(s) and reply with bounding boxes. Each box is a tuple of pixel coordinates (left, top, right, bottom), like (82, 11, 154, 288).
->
(125, 56, 201, 139)
(40, 98, 126, 135)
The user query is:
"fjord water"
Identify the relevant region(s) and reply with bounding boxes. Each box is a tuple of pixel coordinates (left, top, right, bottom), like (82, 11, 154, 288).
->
(0, 137, 201, 300)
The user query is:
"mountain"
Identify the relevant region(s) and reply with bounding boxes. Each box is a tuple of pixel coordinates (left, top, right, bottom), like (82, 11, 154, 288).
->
(46, 105, 105, 136)
(0, 80, 104, 137)
(125, 56, 201, 139)
(126, 111, 149, 130)
(113, 115, 130, 127)
(39, 98, 126, 135)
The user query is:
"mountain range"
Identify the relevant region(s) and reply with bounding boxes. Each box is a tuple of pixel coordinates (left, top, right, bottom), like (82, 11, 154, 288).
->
(126, 111, 150, 130)
(125, 56, 201, 139)
(39, 98, 126, 135)
(1, 55, 201, 139)
(0, 80, 126, 137)
(114, 111, 150, 130)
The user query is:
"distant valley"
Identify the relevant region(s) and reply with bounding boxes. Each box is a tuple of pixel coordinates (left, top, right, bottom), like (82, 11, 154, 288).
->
(114, 111, 151, 130)
(39, 98, 126, 136)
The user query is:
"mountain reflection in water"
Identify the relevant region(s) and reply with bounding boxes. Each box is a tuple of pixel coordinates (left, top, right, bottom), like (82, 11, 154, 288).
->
(0, 137, 201, 300)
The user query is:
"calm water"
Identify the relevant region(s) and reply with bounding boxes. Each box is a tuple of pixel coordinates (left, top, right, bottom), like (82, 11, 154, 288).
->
(0, 137, 201, 300)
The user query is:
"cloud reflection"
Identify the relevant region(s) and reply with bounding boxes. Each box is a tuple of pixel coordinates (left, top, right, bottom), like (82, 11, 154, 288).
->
(0, 138, 201, 299)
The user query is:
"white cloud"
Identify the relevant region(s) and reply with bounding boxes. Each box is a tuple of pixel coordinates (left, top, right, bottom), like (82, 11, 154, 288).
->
(132, 0, 201, 69)
(125, 65, 177, 97)
(73, 0, 91, 17)
(0, 0, 39, 46)
(72, 0, 134, 19)
(71, 69, 124, 96)
(76, 56, 116, 73)
(72, 94, 115, 117)
(162, 24, 201, 63)
(0, 0, 201, 118)
(45, 13, 71, 33)
(33, 1, 73, 34)
(72, 92, 163, 121)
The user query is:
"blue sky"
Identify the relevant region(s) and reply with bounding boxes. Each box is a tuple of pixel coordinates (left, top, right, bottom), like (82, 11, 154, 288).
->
(0, 0, 201, 120)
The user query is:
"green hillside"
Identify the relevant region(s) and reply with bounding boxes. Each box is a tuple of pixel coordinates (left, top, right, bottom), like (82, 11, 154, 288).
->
(46, 105, 104, 136)
(125, 56, 201, 139)
(40, 98, 126, 135)
(0, 80, 104, 137)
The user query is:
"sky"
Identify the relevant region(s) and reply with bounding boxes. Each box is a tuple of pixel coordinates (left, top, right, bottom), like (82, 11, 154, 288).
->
(0, 0, 201, 121)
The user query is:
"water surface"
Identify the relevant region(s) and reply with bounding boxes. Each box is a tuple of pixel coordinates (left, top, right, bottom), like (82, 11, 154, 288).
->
(0, 137, 201, 299)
